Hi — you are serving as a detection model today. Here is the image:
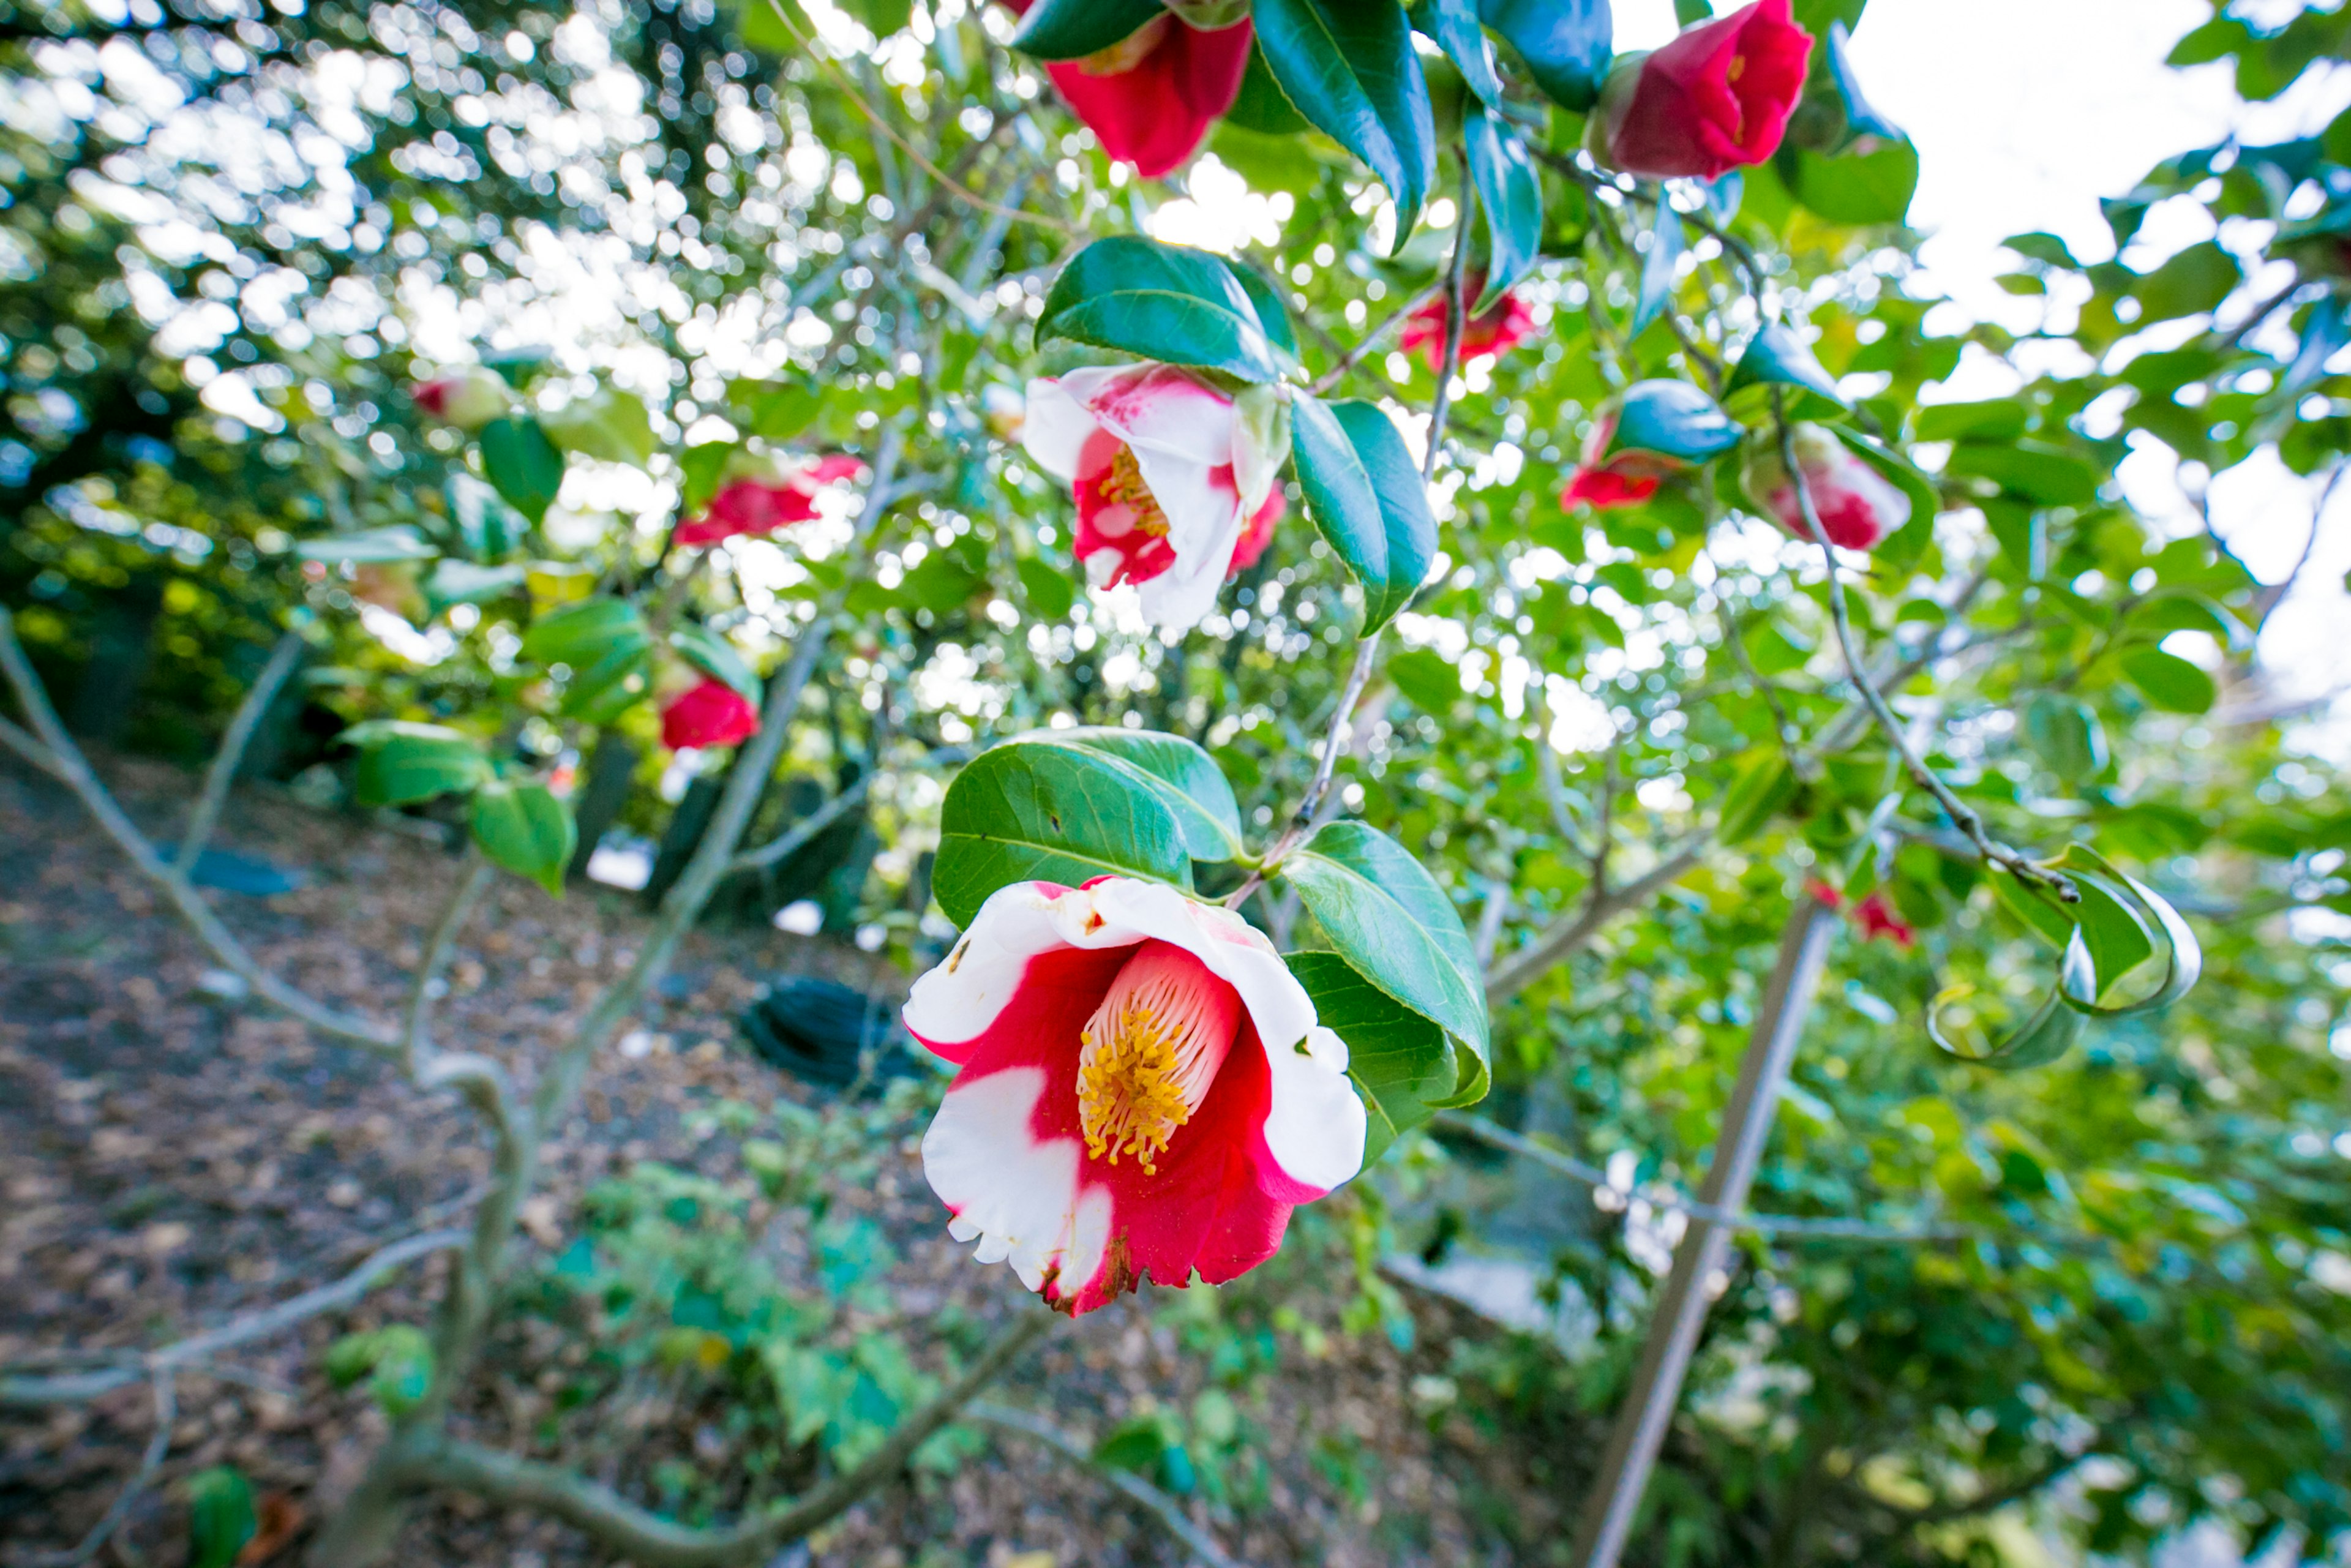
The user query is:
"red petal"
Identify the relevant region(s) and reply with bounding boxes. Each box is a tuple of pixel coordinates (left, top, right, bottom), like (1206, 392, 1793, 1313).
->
(1046, 18, 1253, 179)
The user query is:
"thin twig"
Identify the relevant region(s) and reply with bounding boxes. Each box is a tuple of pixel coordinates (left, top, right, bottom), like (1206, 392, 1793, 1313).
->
(1771, 397, 2076, 902)
(1483, 839, 1709, 1007)
(402, 857, 495, 1072)
(176, 628, 306, 876)
(969, 1401, 1250, 1568)
(1433, 1112, 1969, 1242)
(726, 744, 969, 875)
(1311, 282, 1442, 395)
(0, 710, 66, 778)
(0, 607, 397, 1048)
(15, 1370, 176, 1567)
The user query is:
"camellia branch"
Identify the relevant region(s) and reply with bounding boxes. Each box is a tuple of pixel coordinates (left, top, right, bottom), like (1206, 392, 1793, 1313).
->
(0, 607, 400, 1049)
(13, 1368, 177, 1568)
(967, 1400, 1251, 1568)
(176, 625, 307, 876)
(1310, 280, 1441, 396)
(1483, 838, 1711, 1007)
(1771, 399, 2076, 902)
(402, 855, 497, 1072)
(389, 1310, 1054, 1568)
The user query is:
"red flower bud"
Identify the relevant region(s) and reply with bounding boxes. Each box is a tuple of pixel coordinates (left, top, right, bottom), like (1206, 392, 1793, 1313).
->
(660, 678, 759, 750)
(411, 367, 511, 431)
(1594, 0, 1813, 182)
(1005, 1, 1252, 179)
(1850, 891, 1916, 948)
(675, 454, 866, 547)
(1740, 423, 1911, 552)
(1400, 283, 1537, 374)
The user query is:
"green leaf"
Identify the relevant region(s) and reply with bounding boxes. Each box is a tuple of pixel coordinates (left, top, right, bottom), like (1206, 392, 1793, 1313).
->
(838, 0, 913, 36)
(1464, 108, 1542, 310)
(1477, 0, 1611, 111)
(1728, 323, 1848, 413)
(1779, 137, 1918, 227)
(470, 778, 576, 897)
(932, 742, 1191, 927)
(667, 623, 759, 700)
(186, 1466, 257, 1568)
(1037, 236, 1283, 383)
(539, 386, 657, 468)
(476, 416, 567, 525)
(1017, 555, 1076, 620)
(523, 599, 655, 723)
(1717, 747, 1797, 844)
(2120, 648, 2217, 715)
(1943, 440, 2102, 507)
(445, 473, 530, 562)
(1914, 399, 2028, 443)
(2023, 694, 2109, 782)
(1608, 380, 1742, 463)
(1389, 645, 1461, 712)
(1008, 0, 1165, 61)
(425, 560, 527, 612)
(1290, 393, 1437, 632)
(343, 722, 492, 808)
(679, 440, 737, 513)
(1281, 820, 1490, 1074)
(1220, 259, 1303, 363)
(298, 527, 437, 565)
(730, 378, 826, 441)
(1021, 727, 1245, 862)
(1632, 201, 1684, 339)
(1288, 950, 1458, 1166)
(1413, 0, 1504, 106)
(1254, 0, 1435, 237)
(1929, 977, 2087, 1070)
(365, 1324, 436, 1416)
(2050, 846, 2203, 1017)
(1223, 42, 1311, 135)
(2131, 239, 2241, 322)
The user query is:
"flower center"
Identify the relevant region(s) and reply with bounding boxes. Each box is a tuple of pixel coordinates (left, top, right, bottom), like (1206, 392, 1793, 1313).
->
(1079, 13, 1170, 75)
(1095, 444, 1168, 540)
(1076, 940, 1241, 1176)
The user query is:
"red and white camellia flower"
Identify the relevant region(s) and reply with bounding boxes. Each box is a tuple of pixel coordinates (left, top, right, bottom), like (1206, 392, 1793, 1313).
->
(1560, 404, 1674, 511)
(659, 677, 759, 751)
(1591, 0, 1813, 182)
(1024, 364, 1288, 631)
(1400, 282, 1538, 373)
(906, 876, 1366, 1315)
(1740, 423, 1911, 552)
(674, 454, 867, 549)
(1005, 0, 1253, 179)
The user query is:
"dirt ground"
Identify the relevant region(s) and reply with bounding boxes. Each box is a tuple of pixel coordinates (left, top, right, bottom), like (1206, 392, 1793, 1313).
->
(0, 754, 1552, 1568)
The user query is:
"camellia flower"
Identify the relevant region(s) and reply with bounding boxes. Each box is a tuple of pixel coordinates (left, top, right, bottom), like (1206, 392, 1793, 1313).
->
(1592, 0, 1813, 182)
(1005, 0, 1252, 179)
(906, 876, 1365, 1315)
(1807, 881, 1918, 948)
(412, 367, 511, 431)
(1560, 404, 1674, 511)
(1740, 422, 1912, 552)
(1024, 363, 1288, 632)
(675, 455, 866, 548)
(1226, 489, 1284, 580)
(659, 678, 759, 751)
(1400, 283, 1538, 373)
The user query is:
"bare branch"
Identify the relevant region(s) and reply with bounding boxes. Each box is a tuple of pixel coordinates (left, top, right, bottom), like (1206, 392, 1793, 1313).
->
(393, 1310, 1053, 1567)
(14, 1370, 176, 1567)
(0, 607, 397, 1050)
(176, 628, 306, 876)
(727, 745, 969, 876)
(1, 1228, 466, 1408)
(0, 710, 66, 779)
(1310, 282, 1442, 396)
(1483, 840, 1709, 1008)
(403, 857, 496, 1072)
(969, 1400, 1250, 1568)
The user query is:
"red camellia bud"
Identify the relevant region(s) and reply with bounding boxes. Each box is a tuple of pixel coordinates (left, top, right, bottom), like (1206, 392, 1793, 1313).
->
(659, 678, 759, 751)
(1400, 282, 1538, 373)
(675, 454, 866, 548)
(1559, 405, 1672, 511)
(1851, 892, 1916, 948)
(411, 367, 511, 431)
(1005, 0, 1252, 179)
(1593, 0, 1814, 182)
(1740, 423, 1911, 552)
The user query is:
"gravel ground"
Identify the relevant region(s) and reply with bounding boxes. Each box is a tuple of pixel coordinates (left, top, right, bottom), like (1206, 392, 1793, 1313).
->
(0, 755, 1548, 1568)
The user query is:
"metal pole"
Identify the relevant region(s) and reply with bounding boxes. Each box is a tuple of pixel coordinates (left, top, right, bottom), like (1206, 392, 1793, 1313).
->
(1567, 898, 1839, 1568)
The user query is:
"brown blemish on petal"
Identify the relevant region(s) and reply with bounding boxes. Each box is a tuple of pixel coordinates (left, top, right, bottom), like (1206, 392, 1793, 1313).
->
(945, 937, 970, 973)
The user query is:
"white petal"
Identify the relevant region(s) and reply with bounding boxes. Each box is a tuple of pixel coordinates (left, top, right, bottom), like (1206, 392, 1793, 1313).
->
(923, 1067, 1112, 1299)
(1259, 1025, 1367, 1193)
(902, 881, 1082, 1055)
(1022, 375, 1104, 484)
(1076, 364, 1237, 468)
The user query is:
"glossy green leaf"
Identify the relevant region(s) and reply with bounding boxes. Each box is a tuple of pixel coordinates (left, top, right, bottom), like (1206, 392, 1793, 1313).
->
(1929, 975, 2087, 1070)
(2050, 846, 2203, 1017)
(476, 416, 566, 525)
(2023, 694, 2109, 781)
(1728, 323, 1848, 411)
(1413, 0, 1504, 107)
(298, 527, 437, 565)
(539, 386, 656, 468)
(446, 474, 528, 562)
(2132, 240, 2241, 322)
(1288, 949, 1458, 1166)
(1281, 820, 1490, 1070)
(1021, 727, 1245, 862)
(1464, 108, 1542, 311)
(365, 1324, 436, 1416)
(470, 778, 576, 896)
(1718, 747, 1798, 844)
(1254, 0, 1435, 238)
(1290, 393, 1436, 632)
(1037, 236, 1283, 383)
(1008, 0, 1164, 60)
(1914, 399, 2028, 443)
(425, 560, 527, 610)
(522, 597, 648, 668)
(186, 1466, 257, 1568)
(1943, 440, 2102, 506)
(1016, 556, 1076, 620)
(1477, 0, 1611, 111)
(1821, 20, 1902, 144)
(1224, 42, 1311, 134)
(730, 378, 825, 440)
(343, 722, 492, 808)
(2120, 648, 2218, 714)
(1219, 258, 1303, 362)
(1608, 380, 1743, 463)
(932, 742, 1191, 927)
(1779, 137, 1919, 227)
(1632, 201, 1685, 339)
(667, 623, 759, 700)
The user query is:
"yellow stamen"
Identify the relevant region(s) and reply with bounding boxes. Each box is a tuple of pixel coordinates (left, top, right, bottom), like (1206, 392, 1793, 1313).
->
(1076, 941, 1239, 1176)
(1100, 445, 1170, 539)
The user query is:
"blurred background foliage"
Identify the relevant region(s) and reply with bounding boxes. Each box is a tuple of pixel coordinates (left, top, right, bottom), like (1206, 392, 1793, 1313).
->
(4, 0, 2350, 1562)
